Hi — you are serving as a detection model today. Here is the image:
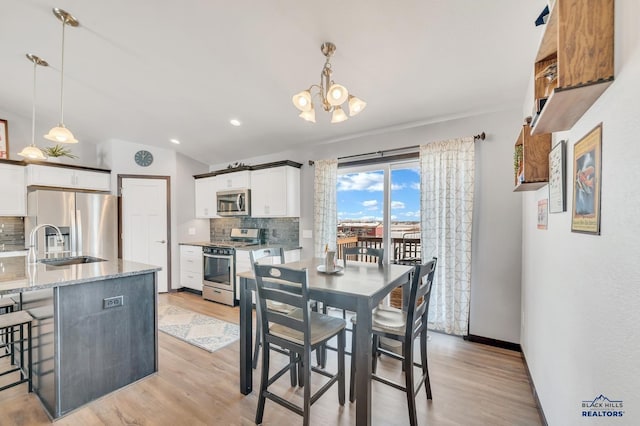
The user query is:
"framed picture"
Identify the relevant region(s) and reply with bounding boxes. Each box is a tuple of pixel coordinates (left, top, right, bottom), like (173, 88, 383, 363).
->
(537, 199, 548, 230)
(0, 119, 8, 159)
(548, 140, 566, 213)
(571, 124, 602, 235)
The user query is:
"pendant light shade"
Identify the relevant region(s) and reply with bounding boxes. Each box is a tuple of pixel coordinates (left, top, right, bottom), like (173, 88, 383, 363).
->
(45, 8, 79, 144)
(348, 95, 367, 116)
(330, 105, 348, 123)
(18, 54, 48, 161)
(291, 42, 365, 123)
(44, 124, 78, 143)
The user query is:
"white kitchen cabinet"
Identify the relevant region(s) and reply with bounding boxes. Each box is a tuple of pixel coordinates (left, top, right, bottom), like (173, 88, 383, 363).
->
(26, 164, 110, 192)
(0, 163, 26, 216)
(180, 245, 203, 291)
(251, 166, 300, 217)
(194, 176, 218, 218)
(217, 170, 250, 190)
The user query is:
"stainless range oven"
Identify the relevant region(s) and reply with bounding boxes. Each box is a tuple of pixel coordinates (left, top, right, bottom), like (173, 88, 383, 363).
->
(203, 246, 236, 306)
(202, 228, 263, 306)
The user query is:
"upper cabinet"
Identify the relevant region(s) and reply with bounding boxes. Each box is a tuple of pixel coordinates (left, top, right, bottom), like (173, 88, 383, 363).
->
(194, 176, 218, 218)
(0, 163, 26, 216)
(26, 164, 110, 192)
(514, 121, 551, 192)
(531, 0, 614, 135)
(251, 165, 300, 218)
(217, 170, 250, 190)
(194, 161, 302, 219)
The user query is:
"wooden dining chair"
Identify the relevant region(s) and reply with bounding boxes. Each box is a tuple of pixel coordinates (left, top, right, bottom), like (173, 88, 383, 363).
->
(349, 258, 437, 426)
(250, 247, 288, 370)
(317, 246, 384, 368)
(342, 246, 384, 268)
(253, 264, 346, 426)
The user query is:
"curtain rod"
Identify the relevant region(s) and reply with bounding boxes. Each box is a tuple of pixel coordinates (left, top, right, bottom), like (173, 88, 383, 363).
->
(308, 132, 485, 166)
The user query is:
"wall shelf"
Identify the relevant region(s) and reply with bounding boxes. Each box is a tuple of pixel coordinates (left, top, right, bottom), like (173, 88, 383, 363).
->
(530, 0, 614, 135)
(514, 122, 551, 192)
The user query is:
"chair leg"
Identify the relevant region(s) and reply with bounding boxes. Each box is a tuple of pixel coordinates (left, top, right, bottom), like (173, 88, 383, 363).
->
(338, 329, 346, 405)
(252, 316, 262, 369)
(255, 342, 270, 424)
(421, 330, 432, 400)
(27, 321, 32, 393)
(297, 354, 304, 388)
(289, 352, 297, 387)
(404, 340, 417, 426)
(302, 348, 312, 426)
(372, 334, 379, 373)
(349, 323, 357, 403)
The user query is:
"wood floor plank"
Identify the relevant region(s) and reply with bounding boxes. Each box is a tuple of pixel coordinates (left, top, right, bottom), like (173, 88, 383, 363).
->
(0, 291, 541, 425)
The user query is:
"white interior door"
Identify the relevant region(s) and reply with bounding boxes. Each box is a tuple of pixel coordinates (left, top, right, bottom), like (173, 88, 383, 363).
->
(121, 177, 169, 293)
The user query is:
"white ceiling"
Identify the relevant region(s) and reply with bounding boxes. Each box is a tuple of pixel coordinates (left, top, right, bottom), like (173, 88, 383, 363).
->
(1, 0, 546, 165)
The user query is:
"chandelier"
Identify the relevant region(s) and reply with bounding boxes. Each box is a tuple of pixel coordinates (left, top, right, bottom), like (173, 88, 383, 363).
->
(292, 42, 366, 123)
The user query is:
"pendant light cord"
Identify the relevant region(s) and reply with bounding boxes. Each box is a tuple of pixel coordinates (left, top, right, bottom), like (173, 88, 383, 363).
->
(32, 60, 37, 146)
(59, 17, 66, 125)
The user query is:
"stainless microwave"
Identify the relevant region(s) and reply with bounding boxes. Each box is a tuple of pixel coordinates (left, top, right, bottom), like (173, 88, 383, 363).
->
(216, 189, 250, 216)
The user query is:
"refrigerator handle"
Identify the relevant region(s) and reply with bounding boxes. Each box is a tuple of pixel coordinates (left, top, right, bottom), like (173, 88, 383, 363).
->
(76, 209, 83, 255)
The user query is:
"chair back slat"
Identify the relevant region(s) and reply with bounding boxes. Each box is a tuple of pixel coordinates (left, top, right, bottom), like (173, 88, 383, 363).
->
(405, 257, 437, 338)
(342, 246, 384, 267)
(254, 263, 311, 345)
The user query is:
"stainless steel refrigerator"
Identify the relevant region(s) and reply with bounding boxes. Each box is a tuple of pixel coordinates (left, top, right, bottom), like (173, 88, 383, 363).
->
(25, 189, 118, 260)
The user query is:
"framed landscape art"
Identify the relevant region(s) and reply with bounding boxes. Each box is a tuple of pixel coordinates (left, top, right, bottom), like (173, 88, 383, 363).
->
(571, 124, 602, 235)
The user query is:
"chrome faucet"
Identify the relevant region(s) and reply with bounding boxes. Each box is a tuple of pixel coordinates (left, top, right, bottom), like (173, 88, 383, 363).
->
(28, 223, 64, 264)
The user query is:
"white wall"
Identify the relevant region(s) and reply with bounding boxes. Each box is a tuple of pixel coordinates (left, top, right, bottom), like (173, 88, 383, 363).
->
(520, 1, 640, 424)
(212, 108, 524, 344)
(97, 139, 209, 292)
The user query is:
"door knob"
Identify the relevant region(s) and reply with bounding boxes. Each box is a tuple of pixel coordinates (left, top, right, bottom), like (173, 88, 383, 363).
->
(156, 240, 166, 244)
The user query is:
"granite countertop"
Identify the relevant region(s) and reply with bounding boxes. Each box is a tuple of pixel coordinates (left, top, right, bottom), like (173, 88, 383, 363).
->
(0, 256, 160, 295)
(179, 241, 302, 251)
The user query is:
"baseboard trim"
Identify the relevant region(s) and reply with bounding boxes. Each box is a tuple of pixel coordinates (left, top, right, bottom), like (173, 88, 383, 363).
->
(176, 288, 203, 296)
(463, 334, 522, 352)
(521, 352, 549, 426)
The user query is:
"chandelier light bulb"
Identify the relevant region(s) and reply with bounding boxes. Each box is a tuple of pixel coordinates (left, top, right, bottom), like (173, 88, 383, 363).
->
(299, 105, 316, 123)
(331, 106, 348, 123)
(327, 84, 348, 106)
(348, 95, 367, 116)
(292, 90, 313, 112)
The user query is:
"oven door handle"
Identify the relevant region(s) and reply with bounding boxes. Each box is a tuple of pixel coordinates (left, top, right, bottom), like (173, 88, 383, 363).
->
(237, 193, 244, 212)
(204, 253, 233, 259)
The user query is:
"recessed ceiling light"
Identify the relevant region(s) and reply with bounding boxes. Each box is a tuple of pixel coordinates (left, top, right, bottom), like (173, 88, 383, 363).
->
(170, 138, 180, 144)
(230, 119, 241, 127)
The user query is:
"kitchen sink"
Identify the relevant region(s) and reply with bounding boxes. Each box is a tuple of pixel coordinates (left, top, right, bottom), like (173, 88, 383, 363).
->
(39, 256, 106, 267)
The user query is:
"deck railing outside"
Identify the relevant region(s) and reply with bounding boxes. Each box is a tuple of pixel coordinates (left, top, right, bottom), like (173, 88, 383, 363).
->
(337, 235, 421, 263)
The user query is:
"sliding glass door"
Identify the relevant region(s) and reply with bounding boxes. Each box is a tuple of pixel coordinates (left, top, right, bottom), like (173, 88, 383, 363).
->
(337, 160, 420, 263)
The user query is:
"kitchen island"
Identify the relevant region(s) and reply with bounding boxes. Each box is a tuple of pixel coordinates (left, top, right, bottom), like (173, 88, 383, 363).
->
(0, 255, 160, 419)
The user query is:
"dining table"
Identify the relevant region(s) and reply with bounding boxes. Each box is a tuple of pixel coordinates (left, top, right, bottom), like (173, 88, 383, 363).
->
(237, 257, 414, 426)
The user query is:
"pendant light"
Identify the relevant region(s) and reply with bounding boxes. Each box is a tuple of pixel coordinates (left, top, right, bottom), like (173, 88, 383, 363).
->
(44, 8, 79, 144)
(18, 54, 49, 160)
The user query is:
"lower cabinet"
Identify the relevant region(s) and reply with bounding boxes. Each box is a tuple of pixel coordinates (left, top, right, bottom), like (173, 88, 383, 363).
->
(180, 245, 203, 291)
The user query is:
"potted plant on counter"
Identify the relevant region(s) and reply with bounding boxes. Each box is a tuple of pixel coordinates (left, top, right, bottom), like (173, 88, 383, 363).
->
(43, 144, 78, 162)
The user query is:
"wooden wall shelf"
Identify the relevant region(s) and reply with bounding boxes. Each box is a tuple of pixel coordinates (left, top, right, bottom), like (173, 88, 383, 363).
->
(530, 0, 614, 135)
(514, 123, 551, 192)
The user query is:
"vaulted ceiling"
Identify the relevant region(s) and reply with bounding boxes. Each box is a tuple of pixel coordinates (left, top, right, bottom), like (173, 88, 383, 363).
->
(1, 0, 545, 164)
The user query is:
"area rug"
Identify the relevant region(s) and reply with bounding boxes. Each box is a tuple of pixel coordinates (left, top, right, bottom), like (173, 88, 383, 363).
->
(157, 304, 239, 353)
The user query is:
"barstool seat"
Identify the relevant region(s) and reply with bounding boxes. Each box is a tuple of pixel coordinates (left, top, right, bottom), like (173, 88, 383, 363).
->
(0, 310, 34, 393)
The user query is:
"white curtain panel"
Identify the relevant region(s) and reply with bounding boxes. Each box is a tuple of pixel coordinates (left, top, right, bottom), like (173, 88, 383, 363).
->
(420, 137, 475, 336)
(313, 159, 338, 257)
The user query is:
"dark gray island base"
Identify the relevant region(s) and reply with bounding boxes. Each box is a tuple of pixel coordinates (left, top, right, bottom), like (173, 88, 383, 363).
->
(0, 257, 159, 419)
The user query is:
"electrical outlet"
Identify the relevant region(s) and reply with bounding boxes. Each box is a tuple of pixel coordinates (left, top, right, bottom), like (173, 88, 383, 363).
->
(103, 295, 124, 309)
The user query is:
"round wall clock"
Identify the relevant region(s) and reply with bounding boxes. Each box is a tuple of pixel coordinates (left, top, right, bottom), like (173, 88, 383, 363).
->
(134, 150, 153, 167)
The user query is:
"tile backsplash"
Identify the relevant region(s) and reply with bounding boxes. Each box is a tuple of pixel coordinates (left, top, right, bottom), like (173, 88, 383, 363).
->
(210, 217, 299, 246)
(0, 217, 25, 246)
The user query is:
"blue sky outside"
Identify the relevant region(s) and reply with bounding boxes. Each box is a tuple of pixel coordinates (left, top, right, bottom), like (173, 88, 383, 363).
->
(337, 168, 420, 222)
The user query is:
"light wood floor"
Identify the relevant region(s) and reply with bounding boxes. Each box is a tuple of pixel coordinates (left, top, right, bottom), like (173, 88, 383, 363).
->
(0, 291, 541, 425)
